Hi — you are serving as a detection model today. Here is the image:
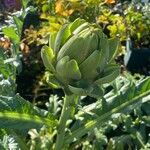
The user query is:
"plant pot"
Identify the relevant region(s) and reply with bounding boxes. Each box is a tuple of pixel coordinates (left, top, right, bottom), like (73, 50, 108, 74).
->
(124, 39, 150, 75)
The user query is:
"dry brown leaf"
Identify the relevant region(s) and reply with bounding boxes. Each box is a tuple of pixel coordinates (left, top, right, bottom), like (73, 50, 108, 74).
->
(0, 37, 11, 49)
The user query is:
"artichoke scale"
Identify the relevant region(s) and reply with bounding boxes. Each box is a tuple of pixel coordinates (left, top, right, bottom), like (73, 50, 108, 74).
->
(70, 18, 86, 33)
(49, 32, 57, 50)
(78, 30, 100, 63)
(88, 85, 104, 98)
(56, 56, 70, 78)
(56, 56, 81, 81)
(65, 59, 81, 80)
(98, 37, 109, 73)
(68, 85, 88, 95)
(54, 24, 70, 53)
(108, 38, 119, 63)
(68, 80, 93, 95)
(57, 35, 84, 62)
(79, 50, 101, 80)
(94, 65, 120, 85)
(41, 45, 55, 72)
(46, 73, 61, 89)
(73, 22, 90, 35)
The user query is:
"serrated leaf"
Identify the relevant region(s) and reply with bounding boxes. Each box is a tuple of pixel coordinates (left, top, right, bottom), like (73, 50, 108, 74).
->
(0, 112, 57, 130)
(0, 94, 33, 113)
(0, 94, 56, 121)
(65, 77, 150, 144)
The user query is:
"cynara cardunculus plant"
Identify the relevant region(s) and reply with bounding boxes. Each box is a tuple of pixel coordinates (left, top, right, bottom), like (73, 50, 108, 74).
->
(41, 18, 119, 150)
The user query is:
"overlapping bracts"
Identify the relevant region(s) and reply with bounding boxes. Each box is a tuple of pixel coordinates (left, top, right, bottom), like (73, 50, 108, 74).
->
(41, 18, 119, 97)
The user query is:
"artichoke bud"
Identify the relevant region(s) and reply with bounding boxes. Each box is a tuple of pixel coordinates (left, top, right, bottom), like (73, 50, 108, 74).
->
(41, 18, 120, 97)
(41, 45, 55, 73)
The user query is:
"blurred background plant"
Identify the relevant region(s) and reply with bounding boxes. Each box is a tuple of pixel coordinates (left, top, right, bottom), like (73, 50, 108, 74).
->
(97, 1, 150, 49)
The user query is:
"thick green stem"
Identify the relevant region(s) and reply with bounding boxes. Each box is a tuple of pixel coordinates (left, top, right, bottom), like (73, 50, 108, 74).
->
(55, 94, 78, 150)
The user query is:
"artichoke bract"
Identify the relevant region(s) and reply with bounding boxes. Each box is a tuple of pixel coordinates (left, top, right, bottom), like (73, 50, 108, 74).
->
(41, 18, 119, 97)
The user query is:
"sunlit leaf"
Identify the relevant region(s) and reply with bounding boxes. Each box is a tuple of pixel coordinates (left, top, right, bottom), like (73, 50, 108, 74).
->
(0, 112, 57, 130)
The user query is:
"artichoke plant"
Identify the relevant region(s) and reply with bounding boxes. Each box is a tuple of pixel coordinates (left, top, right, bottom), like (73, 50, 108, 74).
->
(41, 18, 119, 97)
(41, 18, 120, 150)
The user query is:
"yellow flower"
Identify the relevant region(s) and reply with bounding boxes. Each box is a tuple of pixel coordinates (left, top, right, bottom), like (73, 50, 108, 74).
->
(98, 15, 109, 24)
(55, 0, 74, 17)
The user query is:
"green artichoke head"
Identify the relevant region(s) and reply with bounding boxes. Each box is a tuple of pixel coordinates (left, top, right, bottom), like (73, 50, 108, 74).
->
(41, 18, 120, 97)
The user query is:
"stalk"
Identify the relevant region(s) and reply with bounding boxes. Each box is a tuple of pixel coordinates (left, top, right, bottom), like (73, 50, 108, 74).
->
(55, 94, 79, 150)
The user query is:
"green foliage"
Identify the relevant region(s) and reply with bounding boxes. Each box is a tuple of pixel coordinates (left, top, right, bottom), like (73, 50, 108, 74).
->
(2, 27, 20, 44)
(0, 76, 16, 96)
(0, 135, 21, 150)
(0, 1, 150, 149)
(64, 76, 150, 145)
(0, 111, 57, 130)
(98, 2, 150, 47)
(0, 49, 16, 79)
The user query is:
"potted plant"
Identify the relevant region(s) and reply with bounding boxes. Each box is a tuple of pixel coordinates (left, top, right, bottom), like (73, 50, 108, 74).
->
(124, 38, 150, 75)
(123, 2, 150, 75)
